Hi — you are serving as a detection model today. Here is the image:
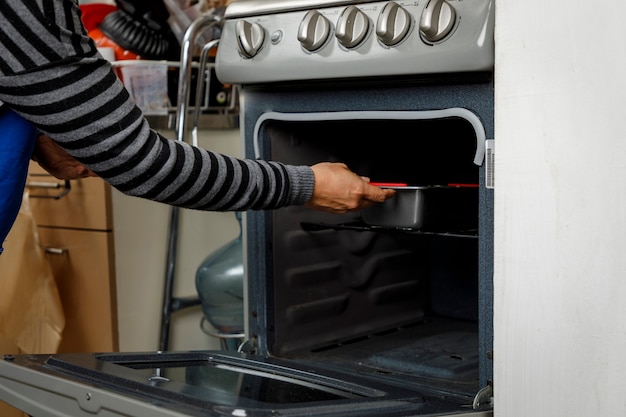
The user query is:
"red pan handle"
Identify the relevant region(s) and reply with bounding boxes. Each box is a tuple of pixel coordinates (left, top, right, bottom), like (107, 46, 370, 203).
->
(369, 182, 408, 187)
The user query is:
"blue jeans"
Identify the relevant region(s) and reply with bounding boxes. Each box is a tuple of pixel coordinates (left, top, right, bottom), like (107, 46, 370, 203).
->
(0, 108, 38, 254)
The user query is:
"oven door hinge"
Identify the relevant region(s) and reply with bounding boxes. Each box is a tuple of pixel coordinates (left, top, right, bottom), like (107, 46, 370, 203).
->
(238, 336, 258, 354)
(472, 382, 494, 410)
(485, 139, 495, 189)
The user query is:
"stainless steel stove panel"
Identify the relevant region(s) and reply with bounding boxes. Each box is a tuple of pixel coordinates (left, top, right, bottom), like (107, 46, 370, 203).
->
(216, 0, 494, 84)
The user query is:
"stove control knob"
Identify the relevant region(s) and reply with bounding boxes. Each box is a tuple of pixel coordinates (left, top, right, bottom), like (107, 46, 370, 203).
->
(298, 10, 332, 52)
(336, 5, 370, 48)
(235, 20, 265, 58)
(419, 0, 456, 43)
(376, 2, 412, 46)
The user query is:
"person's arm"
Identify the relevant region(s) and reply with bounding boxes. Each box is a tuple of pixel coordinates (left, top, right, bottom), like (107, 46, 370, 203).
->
(29, 133, 393, 211)
(31, 132, 393, 211)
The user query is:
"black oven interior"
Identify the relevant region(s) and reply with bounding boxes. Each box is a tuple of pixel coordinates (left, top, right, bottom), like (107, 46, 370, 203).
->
(246, 109, 490, 402)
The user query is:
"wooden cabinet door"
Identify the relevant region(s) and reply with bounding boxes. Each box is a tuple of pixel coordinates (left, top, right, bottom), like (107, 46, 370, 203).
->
(38, 227, 118, 353)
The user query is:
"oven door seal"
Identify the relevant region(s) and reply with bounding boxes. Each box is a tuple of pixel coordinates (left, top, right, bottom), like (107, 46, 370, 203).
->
(253, 110, 486, 165)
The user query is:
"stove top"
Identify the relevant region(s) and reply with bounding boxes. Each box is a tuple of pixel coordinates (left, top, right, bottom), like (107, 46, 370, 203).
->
(216, 0, 494, 84)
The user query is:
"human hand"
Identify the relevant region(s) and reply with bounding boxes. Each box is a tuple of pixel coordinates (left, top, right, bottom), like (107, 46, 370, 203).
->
(32, 134, 97, 180)
(305, 162, 396, 213)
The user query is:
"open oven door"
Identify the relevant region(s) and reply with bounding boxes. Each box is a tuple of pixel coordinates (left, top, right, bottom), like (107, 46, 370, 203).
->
(0, 350, 492, 417)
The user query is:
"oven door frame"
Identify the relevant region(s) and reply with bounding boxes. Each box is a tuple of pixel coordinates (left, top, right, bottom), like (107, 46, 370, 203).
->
(239, 78, 494, 390)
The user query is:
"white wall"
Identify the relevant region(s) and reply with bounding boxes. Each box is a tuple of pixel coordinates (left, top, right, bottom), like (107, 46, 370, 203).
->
(112, 128, 242, 352)
(494, 2, 626, 416)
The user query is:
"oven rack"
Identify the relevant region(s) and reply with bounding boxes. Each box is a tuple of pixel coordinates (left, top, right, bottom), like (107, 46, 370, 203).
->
(300, 221, 478, 239)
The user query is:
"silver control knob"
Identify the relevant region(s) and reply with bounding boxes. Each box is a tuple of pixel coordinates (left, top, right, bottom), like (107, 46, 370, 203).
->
(376, 2, 412, 46)
(298, 10, 332, 52)
(235, 20, 265, 58)
(336, 5, 370, 48)
(419, 0, 456, 43)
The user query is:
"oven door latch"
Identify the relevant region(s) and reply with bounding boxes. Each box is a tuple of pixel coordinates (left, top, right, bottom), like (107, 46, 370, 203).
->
(486, 139, 495, 189)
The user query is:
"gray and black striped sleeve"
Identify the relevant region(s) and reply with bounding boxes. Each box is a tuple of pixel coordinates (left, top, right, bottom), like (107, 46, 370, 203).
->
(0, 0, 314, 211)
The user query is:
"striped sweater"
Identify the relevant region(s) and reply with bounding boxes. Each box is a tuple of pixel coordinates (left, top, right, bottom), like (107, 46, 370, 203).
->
(0, 0, 314, 211)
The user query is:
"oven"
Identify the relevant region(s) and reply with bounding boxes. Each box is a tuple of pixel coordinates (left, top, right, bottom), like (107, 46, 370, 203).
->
(0, 1, 494, 416)
(220, 0, 495, 411)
